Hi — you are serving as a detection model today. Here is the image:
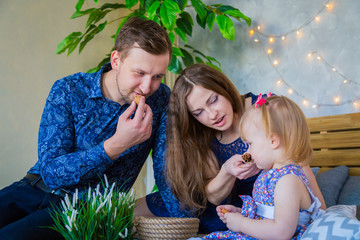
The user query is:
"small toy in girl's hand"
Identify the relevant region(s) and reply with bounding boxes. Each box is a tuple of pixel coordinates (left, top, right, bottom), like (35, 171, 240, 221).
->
(242, 153, 253, 163)
(221, 208, 229, 214)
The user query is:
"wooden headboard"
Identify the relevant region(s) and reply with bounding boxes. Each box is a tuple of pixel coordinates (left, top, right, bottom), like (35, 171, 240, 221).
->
(307, 112, 360, 176)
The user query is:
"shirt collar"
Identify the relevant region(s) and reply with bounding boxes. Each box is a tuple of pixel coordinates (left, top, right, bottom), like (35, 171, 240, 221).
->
(89, 62, 112, 99)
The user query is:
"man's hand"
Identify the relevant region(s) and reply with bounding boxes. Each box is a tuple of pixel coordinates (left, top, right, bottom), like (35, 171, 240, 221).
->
(104, 96, 153, 160)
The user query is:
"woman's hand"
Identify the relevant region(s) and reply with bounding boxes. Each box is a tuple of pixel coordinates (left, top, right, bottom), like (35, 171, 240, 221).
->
(222, 154, 260, 179)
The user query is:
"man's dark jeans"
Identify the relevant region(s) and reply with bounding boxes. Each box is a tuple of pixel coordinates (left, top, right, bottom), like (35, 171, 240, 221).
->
(0, 178, 63, 240)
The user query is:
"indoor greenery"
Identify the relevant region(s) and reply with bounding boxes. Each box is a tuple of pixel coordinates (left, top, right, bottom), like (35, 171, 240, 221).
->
(56, 0, 251, 73)
(50, 175, 136, 240)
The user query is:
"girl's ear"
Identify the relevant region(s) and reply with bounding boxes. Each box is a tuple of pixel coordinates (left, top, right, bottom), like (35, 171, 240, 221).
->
(270, 133, 281, 149)
(110, 50, 121, 70)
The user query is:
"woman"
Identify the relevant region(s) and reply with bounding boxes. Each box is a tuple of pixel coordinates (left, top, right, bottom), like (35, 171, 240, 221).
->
(135, 63, 325, 234)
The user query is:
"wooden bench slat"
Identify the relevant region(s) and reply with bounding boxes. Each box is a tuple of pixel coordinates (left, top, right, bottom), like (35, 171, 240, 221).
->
(310, 131, 360, 149)
(311, 149, 360, 167)
(307, 112, 360, 132)
(317, 167, 360, 176)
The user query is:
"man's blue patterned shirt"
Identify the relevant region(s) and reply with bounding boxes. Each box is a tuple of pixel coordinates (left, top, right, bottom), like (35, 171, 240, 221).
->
(28, 63, 171, 195)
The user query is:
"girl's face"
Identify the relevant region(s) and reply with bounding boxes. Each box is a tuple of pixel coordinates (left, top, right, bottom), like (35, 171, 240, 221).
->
(242, 113, 275, 170)
(186, 85, 234, 131)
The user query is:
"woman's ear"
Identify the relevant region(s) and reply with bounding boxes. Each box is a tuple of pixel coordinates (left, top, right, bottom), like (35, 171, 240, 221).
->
(110, 50, 120, 70)
(270, 133, 281, 149)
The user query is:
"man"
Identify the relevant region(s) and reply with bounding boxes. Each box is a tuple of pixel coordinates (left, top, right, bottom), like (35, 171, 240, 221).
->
(0, 17, 172, 239)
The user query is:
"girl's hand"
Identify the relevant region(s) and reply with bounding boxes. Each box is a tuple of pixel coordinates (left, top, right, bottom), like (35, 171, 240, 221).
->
(216, 205, 240, 223)
(225, 212, 245, 232)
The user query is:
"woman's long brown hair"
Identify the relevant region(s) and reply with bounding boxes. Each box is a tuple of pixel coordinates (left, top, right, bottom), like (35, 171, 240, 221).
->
(166, 64, 245, 214)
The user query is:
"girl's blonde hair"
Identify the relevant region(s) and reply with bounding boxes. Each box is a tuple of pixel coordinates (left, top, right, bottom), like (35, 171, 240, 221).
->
(166, 63, 245, 213)
(240, 95, 312, 165)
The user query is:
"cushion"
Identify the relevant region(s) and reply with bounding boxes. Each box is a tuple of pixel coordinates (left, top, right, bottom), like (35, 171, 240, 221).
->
(338, 176, 360, 205)
(311, 167, 320, 176)
(316, 166, 349, 207)
(302, 205, 360, 240)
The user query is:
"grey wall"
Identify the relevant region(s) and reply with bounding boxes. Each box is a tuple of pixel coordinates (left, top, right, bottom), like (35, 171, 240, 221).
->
(0, 1, 116, 188)
(187, 0, 360, 118)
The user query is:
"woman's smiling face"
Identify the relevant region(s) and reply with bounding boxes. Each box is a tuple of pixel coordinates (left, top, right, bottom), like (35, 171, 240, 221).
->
(186, 85, 234, 131)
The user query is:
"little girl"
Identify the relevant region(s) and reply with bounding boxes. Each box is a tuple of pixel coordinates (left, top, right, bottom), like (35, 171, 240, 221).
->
(201, 95, 324, 240)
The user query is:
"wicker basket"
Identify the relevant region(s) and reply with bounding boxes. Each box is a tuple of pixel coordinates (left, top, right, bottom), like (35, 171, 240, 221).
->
(134, 216, 200, 240)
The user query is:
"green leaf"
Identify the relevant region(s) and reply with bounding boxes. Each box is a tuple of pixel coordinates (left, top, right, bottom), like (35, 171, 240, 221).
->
(176, 17, 192, 36)
(205, 55, 221, 66)
(193, 49, 206, 58)
(172, 47, 184, 57)
(67, 38, 81, 56)
(75, 0, 85, 12)
(180, 12, 193, 25)
(216, 15, 235, 41)
(147, 1, 160, 20)
(216, 5, 236, 13)
(174, 27, 187, 43)
(206, 11, 215, 31)
(180, 48, 194, 66)
(100, 3, 126, 10)
(168, 32, 175, 44)
(71, 8, 96, 19)
(190, 0, 207, 21)
(86, 9, 110, 28)
(93, 0, 98, 4)
(173, 0, 188, 12)
(56, 32, 82, 54)
(168, 56, 183, 74)
(224, 9, 251, 26)
(126, 0, 139, 9)
(160, 0, 180, 30)
(196, 14, 206, 29)
(143, 0, 156, 11)
(205, 61, 221, 71)
(195, 56, 204, 63)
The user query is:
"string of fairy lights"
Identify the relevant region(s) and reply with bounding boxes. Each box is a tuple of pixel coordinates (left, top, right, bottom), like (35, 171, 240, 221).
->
(248, 0, 360, 109)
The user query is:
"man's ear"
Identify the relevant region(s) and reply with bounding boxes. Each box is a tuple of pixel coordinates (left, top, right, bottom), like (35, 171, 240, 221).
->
(270, 133, 281, 149)
(110, 50, 120, 70)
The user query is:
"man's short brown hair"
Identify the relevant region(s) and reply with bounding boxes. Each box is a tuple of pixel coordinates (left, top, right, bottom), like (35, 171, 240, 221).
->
(114, 17, 172, 62)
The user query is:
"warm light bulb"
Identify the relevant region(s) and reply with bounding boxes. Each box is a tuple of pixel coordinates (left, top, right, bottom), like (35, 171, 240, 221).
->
(276, 80, 283, 86)
(281, 36, 286, 40)
(332, 68, 336, 72)
(249, 29, 254, 35)
(267, 49, 273, 54)
(326, 3, 334, 10)
(273, 60, 279, 66)
(296, 30, 300, 35)
(354, 102, 358, 107)
(257, 25, 261, 30)
(269, 37, 274, 43)
(308, 52, 313, 58)
(312, 104, 317, 109)
(303, 99, 309, 106)
(254, 39, 259, 42)
(344, 80, 348, 83)
(315, 16, 320, 22)
(334, 97, 340, 103)
(288, 88, 293, 94)
(317, 56, 322, 60)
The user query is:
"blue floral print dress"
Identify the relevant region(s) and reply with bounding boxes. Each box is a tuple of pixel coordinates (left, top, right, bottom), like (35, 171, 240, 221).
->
(202, 165, 324, 240)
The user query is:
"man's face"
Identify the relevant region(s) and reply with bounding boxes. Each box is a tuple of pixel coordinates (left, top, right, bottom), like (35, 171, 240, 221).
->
(114, 46, 170, 105)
